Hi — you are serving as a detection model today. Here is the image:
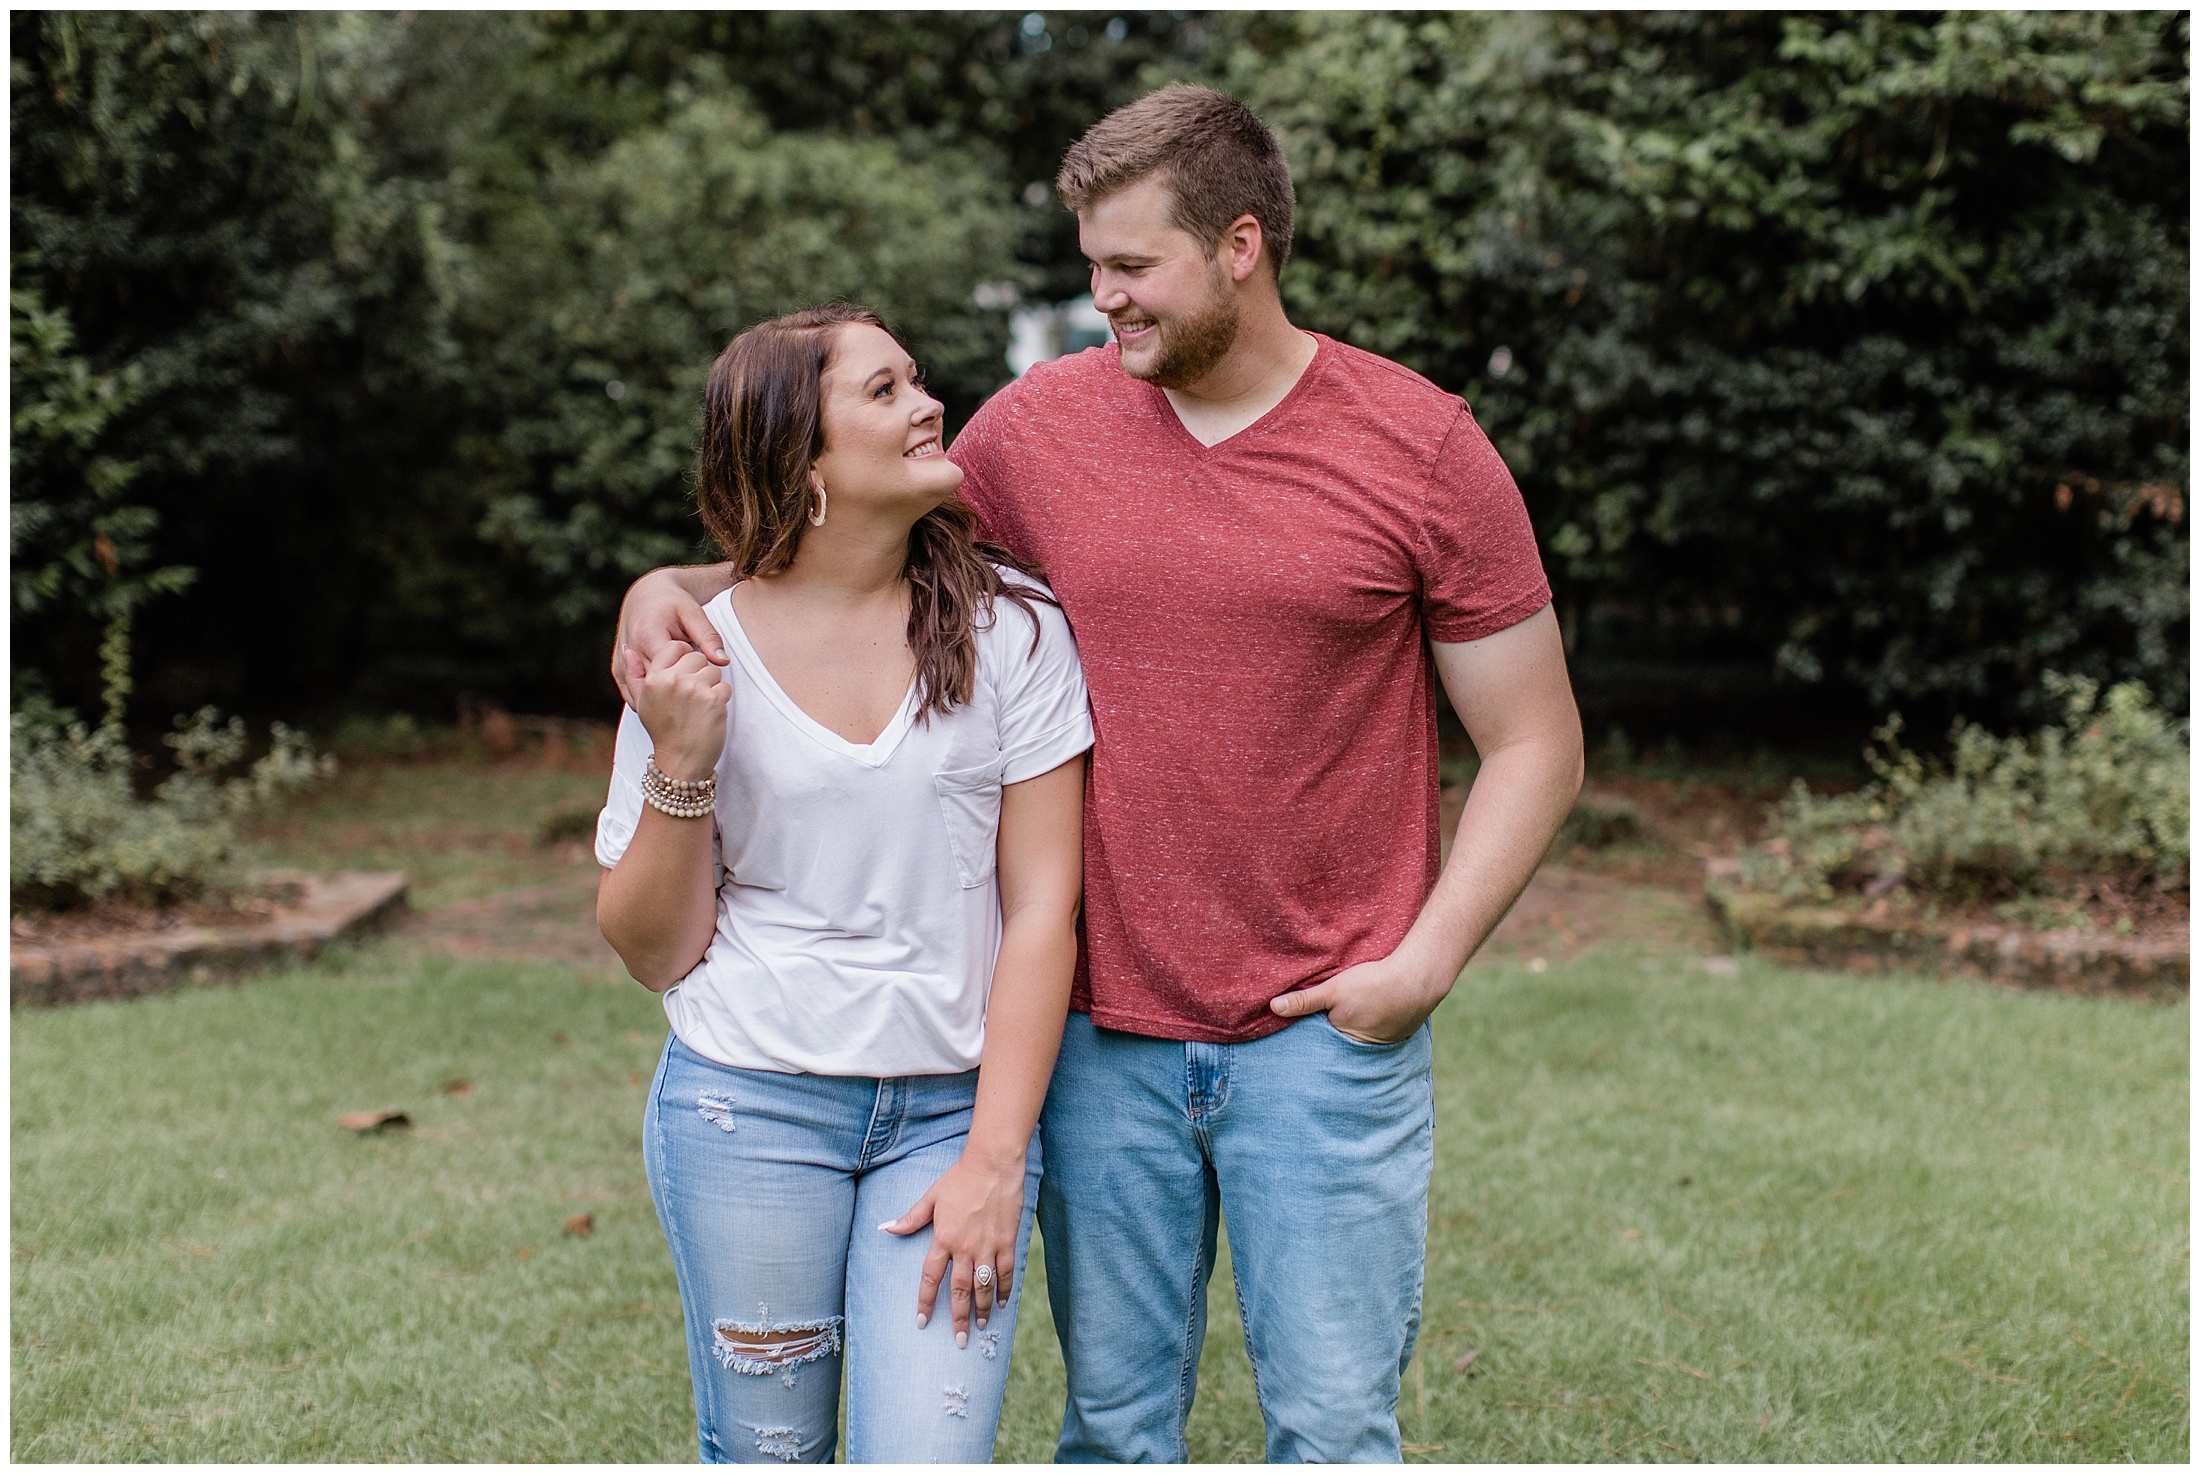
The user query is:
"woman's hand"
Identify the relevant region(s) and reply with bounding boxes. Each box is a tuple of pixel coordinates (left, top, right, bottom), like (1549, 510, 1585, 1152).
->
(880, 1145, 1029, 1344)
(623, 643, 731, 779)
(611, 565, 735, 709)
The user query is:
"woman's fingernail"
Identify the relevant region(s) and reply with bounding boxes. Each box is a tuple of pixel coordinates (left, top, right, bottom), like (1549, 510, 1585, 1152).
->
(976, 1315, 988, 1329)
(876, 1220, 897, 1231)
(955, 1331, 967, 1349)
(916, 1313, 928, 1329)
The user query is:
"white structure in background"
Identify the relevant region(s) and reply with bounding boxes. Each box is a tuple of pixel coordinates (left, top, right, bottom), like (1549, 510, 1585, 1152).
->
(1006, 295, 1113, 376)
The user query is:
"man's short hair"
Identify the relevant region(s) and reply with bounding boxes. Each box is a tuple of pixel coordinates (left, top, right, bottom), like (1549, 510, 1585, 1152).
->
(1056, 84, 1295, 277)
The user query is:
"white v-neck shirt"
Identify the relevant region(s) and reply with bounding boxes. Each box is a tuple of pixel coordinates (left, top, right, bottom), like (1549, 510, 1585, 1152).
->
(596, 573, 1094, 1076)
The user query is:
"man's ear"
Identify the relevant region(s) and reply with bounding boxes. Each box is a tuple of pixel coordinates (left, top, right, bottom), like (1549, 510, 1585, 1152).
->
(1220, 213, 1266, 284)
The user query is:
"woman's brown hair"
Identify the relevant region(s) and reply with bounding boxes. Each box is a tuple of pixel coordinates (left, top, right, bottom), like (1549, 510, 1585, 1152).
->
(694, 303, 1050, 720)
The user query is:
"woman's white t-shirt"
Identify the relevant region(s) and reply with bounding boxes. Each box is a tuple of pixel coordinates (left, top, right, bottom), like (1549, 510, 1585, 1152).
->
(596, 573, 1093, 1078)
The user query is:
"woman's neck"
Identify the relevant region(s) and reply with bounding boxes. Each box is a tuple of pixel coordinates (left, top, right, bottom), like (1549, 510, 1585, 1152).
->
(758, 509, 912, 608)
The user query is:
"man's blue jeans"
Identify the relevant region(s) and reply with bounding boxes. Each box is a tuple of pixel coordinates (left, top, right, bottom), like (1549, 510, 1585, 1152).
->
(1038, 1010, 1436, 1462)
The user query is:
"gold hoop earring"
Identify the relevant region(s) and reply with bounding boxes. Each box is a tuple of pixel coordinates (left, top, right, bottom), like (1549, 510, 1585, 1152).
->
(809, 484, 827, 527)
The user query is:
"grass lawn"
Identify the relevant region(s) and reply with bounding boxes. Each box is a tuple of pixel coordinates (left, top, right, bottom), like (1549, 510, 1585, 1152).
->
(13, 941, 2185, 1460)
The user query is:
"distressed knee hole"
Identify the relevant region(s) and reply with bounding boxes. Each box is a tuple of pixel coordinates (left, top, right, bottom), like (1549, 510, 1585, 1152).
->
(712, 1304, 843, 1389)
(750, 1424, 802, 1462)
(943, 1384, 970, 1418)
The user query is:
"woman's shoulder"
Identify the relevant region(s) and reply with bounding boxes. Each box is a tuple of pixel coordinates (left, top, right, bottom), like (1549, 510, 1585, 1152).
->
(977, 565, 1080, 671)
(700, 584, 745, 647)
(989, 562, 1058, 602)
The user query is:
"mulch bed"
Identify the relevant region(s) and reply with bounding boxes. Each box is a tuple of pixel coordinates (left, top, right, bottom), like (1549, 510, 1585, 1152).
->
(1704, 860, 2188, 999)
(10, 881, 306, 948)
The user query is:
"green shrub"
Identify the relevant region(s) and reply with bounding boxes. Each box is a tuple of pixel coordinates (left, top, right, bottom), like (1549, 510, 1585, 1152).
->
(10, 708, 333, 910)
(1554, 793, 1650, 854)
(536, 806, 599, 846)
(1745, 676, 2188, 901)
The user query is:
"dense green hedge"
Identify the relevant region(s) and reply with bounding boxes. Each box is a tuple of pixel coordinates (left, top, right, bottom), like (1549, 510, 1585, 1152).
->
(10, 11, 2186, 727)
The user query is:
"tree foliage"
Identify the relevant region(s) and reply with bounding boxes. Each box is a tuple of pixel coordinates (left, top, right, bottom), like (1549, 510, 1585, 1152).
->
(9, 11, 2187, 727)
(458, 66, 1023, 628)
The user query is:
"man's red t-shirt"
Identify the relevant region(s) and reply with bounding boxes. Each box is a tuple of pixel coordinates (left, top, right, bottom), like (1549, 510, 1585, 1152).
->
(952, 333, 1551, 1043)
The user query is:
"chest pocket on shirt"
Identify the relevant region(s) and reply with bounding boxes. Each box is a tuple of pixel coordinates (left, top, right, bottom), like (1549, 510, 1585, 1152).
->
(933, 758, 1007, 889)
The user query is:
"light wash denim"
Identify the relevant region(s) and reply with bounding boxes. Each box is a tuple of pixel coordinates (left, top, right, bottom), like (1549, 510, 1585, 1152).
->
(1038, 1010, 1436, 1462)
(644, 1034, 1040, 1463)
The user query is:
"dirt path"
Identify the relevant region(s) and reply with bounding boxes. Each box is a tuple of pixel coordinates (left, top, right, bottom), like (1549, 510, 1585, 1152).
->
(394, 852, 1717, 976)
(1476, 864, 1719, 964)
(395, 849, 624, 973)
(355, 753, 1728, 976)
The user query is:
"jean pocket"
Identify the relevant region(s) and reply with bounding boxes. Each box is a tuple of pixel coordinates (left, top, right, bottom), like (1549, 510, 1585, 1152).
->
(1320, 1013, 1416, 1050)
(933, 758, 1006, 888)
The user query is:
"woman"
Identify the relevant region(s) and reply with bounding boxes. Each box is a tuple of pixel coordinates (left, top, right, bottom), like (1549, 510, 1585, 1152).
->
(595, 304, 1090, 1463)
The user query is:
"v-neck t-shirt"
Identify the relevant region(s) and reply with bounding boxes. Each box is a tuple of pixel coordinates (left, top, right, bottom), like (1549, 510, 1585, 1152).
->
(950, 333, 1551, 1043)
(595, 573, 1094, 1076)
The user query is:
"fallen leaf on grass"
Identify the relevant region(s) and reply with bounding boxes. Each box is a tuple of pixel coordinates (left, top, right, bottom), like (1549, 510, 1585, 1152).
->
(564, 1213, 594, 1238)
(517, 1247, 535, 1261)
(1455, 1348, 1480, 1373)
(1943, 1352, 2031, 1386)
(439, 1079, 472, 1096)
(1637, 1357, 1716, 1383)
(337, 1110, 410, 1132)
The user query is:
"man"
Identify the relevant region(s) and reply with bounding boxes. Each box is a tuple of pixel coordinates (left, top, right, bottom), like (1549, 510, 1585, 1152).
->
(615, 85, 1582, 1463)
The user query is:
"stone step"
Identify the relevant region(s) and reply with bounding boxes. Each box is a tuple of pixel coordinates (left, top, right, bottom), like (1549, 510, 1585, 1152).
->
(11, 871, 409, 1007)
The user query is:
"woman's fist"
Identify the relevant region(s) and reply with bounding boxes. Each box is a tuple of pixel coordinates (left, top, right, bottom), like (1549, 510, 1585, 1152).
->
(624, 642, 731, 779)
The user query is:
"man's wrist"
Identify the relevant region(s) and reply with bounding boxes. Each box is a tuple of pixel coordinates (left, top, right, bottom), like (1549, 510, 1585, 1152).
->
(1391, 938, 1464, 1007)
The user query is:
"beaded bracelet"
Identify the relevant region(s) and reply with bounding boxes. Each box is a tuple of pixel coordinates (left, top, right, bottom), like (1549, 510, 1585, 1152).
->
(642, 756, 717, 819)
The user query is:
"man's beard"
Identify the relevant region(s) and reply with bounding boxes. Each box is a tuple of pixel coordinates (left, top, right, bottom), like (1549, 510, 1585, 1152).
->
(1119, 269, 1241, 389)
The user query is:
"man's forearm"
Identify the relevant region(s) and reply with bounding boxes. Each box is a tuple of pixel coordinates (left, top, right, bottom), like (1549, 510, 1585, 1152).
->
(1397, 735, 1583, 989)
(656, 561, 738, 603)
